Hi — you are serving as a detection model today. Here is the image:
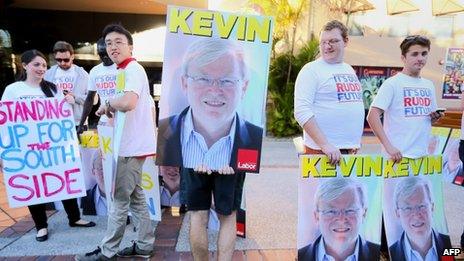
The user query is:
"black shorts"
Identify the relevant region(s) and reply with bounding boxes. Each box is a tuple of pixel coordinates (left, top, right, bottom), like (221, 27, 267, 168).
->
(182, 168, 245, 216)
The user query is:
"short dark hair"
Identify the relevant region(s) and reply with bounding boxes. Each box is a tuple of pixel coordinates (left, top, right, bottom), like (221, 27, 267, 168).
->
(400, 35, 431, 56)
(102, 24, 133, 45)
(53, 41, 74, 55)
(322, 20, 348, 40)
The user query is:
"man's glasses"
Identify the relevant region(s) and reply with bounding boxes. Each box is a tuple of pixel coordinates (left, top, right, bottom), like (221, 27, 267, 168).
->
(318, 208, 360, 218)
(186, 75, 242, 89)
(320, 38, 342, 47)
(55, 58, 70, 63)
(105, 40, 128, 48)
(397, 204, 430, 215)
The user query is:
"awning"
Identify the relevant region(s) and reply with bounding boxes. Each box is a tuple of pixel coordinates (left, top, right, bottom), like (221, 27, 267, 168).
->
(432, 0, 464, 16)
(387, 0, 419, 15)
(329, 0, 375, 14)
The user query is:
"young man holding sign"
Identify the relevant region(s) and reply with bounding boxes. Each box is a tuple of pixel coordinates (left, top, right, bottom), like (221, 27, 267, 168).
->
(76, 24, 156, 261)
(367, 35, 443, 162)
(294, 20, 364, 165)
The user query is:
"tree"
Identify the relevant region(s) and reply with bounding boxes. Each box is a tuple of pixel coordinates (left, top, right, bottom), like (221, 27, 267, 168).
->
(247, 0, 309, 85)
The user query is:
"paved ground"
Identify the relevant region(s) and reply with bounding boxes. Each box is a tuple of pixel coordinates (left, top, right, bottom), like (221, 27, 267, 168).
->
(0, 136, 463, 260)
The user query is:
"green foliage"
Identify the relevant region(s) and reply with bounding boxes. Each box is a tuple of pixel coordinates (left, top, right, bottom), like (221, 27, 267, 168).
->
(267, 39, 319, 137)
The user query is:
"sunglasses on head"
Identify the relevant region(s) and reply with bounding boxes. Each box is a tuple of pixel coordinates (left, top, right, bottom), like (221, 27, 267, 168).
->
(55, 58, 70, 63)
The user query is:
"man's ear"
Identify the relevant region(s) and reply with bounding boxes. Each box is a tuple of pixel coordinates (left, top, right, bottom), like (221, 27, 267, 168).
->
(314, 210, 320, 224)
(181, 75, 188, 92)
(400, 54, 406, 64)
(395, 208, 400, 218)
(241, 80, 249, 99)
(70, 54, 75, 62)
(361, 207, 367, 219)
(343, 37, 348, 47)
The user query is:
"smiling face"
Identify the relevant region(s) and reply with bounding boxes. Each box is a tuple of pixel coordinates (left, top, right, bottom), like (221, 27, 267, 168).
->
(401, 44, 429, 75)
(396, 186, 434, 242)
(159, 166, 180, 194)
(23, 56, 47, 82)
(181, 53, 248, 129)
(314, 189, 366, 249)
(319, 28, 347, 64)
(105, 31, 133, 65)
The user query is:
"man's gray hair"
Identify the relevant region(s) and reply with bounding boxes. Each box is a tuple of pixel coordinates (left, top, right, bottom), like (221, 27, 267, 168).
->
(181, 38, 249, 80)
(314, 178, 367, 209)
(393, 176, 433, 209)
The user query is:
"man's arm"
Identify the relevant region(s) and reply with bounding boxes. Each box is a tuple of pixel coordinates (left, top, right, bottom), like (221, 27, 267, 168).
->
(302, 118, 341, 165)
(96, 91, 138, 117)
(72, 68, 89, 105)
(367, 107, 402, 163)
(77, 91, 97, 134)
(294, 64, 341, 165)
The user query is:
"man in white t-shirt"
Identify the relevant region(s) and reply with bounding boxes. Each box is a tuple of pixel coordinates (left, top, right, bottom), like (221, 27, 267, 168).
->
(44, 41, 89, 126)
(76, 24, 156, 261)
(294, 20, 364, 165)
(367, 35, 443, 162)
(78, 37, 117, 133)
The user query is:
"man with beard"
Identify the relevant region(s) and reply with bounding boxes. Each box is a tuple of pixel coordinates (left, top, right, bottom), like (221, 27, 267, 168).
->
(45, 41, 89, 127)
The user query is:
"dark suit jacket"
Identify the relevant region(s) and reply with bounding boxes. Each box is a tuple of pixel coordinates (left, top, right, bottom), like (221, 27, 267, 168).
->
(298, 235, 380, 261)
(155, 107, 263, 173)
(388, 231, 452, 261)
(80, 185, 98, 215)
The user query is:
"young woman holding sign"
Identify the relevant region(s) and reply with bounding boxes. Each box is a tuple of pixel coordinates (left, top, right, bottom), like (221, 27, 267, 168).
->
(1, 49, 96, 242)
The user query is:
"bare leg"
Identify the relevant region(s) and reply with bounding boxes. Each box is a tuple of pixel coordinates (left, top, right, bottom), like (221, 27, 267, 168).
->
(217, 211, 236, 261)
(190, 210, 209, 261)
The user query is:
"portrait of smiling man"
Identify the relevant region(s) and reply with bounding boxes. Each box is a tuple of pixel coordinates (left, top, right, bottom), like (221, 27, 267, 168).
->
(156, 38, 263, 261)
(389, 176, 451, 261)
(298, 178, 380, 261)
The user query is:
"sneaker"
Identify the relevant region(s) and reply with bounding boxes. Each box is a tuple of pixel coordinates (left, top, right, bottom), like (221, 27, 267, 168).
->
(75, 247, 116, 261)
(117, 242, 153, 258)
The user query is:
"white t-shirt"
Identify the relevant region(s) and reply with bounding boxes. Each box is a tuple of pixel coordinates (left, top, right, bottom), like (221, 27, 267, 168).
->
(294, 58, 365, 149)
(118, 61, 156, 157)
(371, 73, 437, 159)
(52, 66, 78, 93)
(88, 63, 117, 103)
(2, 81, 47, 100)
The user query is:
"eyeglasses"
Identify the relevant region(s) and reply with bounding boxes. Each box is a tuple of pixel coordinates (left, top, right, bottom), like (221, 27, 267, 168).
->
(318, 208, 360, 218)
(397, 204, 430, 215)
(320, 38, 342, 46)
(105, 40, 128, 48)
(55, 58, 70, 63)
(186, 75, 242, 89)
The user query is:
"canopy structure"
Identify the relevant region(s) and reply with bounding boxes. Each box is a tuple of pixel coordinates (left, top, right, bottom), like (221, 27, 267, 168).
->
(432, 0, 464, 16)
(327, 0, 375, 14)
(387, 0, 419, 15)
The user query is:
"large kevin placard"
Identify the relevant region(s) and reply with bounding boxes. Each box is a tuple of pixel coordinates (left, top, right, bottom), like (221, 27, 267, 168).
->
(382, 155, 453, 259)
(298, 154, 383, 261)
(0, 98, 86, 208)
(156, 6, 274, 173)
(442, 47, 464, 99)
